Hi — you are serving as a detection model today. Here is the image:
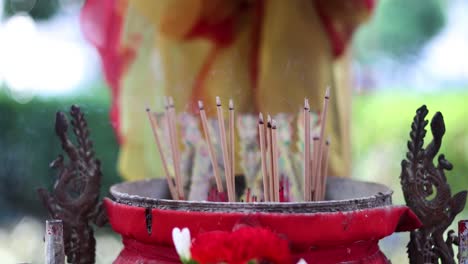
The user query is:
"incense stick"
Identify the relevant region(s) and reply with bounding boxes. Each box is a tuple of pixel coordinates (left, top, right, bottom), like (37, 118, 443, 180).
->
(267, 115, 274, 201)
(320, 139, 330, 200)
(311, 135, 320, 201)
(146, 108, 177, 199)
(229, 99, 236, 201)
(309, 158, 314, 200)
(165, 98, 181, 199)
(271, 119, 280, 202)
(198, 100, 224, 193)
(168, 97, 184, 200)
(258, 113, 269, 202)
(216, 97, 234, 202)
(303, 99, 311, 201)
(315, 88, 330, 189)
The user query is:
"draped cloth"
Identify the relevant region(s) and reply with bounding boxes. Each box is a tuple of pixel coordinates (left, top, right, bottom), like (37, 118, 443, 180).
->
(105, 198, 421, 264)
(81, 0, 375, 180)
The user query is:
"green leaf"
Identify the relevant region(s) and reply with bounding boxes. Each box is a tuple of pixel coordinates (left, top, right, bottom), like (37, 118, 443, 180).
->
(182, 259, 198, 264)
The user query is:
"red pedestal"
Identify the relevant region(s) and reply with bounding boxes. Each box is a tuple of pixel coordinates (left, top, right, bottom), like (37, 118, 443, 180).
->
(105, 198, 421, 264)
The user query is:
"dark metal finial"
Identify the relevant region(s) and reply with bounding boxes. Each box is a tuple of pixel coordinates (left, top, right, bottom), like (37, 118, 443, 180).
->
(38, 105, 107, 264)
(401, 105, 467, 264)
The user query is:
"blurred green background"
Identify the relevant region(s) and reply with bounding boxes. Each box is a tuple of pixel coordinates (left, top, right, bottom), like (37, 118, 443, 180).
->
(0, 0, 467, 263)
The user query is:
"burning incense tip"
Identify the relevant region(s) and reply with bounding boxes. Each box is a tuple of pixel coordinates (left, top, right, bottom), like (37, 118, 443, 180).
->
(271, 119, 277, 129)
(304, 98, 310, 110)
(325, 87, 331, 99)
(216, 96, 221, 106)
(313, 136, 320, 141)
(258, 113, 264, 124)
(229, 99, 234, 110)
(198, 100, 204, 110)
(146, 107, 150, 112)
(326, 138, 331, 145)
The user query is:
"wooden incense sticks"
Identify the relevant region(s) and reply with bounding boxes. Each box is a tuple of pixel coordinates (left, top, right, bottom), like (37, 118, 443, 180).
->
(168, 97, 184, 199)
(311, 135, 320, 201)
(267, 115, 274, 201)
(216, 96, 234, 202)
(258, 113, 270, 202)
(198, 100, 224, 193)
(229, 99, 236, 200)
(304, 99, 311, 201)
(315, 88, 330, 188)
(271, 119, 280, 202)
(147, 93, 332, 203)
(319, 139, 330, 200)
(146, 108, 177, 199)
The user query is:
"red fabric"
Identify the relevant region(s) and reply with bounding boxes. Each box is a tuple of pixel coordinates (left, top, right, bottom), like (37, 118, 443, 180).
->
(188, 45, 222, 113)
(315, 0, 376, 58)
(184, 16, 237, 48)
(80, 0, 137, 143)
(186, 4, 247, 113)
(105, 198, 421, 263)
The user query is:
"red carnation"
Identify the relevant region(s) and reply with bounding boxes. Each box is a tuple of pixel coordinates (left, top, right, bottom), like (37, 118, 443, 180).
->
(191, 226, 291, 264)
(190, 231, 233, 263)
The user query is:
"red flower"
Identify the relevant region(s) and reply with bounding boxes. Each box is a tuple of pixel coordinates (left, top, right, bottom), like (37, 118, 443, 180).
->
(191, 226, 291, 264)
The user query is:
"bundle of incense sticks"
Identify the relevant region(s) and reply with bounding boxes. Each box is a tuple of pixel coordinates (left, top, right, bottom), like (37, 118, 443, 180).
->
(147, 90, 331, 203)
(147, 97, 237, 202)
(309, 88, 331, 201)
(256, 89, 330, 202)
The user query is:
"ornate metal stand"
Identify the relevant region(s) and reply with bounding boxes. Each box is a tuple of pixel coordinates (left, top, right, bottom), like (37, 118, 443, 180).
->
(401, 105, 467, 264)
(38, 105, 107, 264)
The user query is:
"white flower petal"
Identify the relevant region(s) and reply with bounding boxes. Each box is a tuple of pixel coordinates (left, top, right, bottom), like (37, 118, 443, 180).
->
(172, 227, 192, 260)
(180, 228, 192, 259)
(297, 258, 308, 264)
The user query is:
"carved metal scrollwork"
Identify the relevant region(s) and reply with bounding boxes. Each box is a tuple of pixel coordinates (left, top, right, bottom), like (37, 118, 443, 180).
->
(401, 105, 467, 264)
(38, 105, 107, 264)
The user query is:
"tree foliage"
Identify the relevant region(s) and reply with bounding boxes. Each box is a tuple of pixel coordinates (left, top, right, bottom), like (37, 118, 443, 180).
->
(353, 0, 447, 63)
(3, 0, 59, 21)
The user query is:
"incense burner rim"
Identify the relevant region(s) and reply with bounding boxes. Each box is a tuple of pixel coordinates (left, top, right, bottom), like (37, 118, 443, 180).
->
(109, 176, 393, 213)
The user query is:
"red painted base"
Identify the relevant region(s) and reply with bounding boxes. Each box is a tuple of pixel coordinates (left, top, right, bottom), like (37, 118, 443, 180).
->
(105, 199, 421, 264)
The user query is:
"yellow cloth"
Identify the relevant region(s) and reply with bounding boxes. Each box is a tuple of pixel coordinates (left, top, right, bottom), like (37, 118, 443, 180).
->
(117, 0, 364, 180)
